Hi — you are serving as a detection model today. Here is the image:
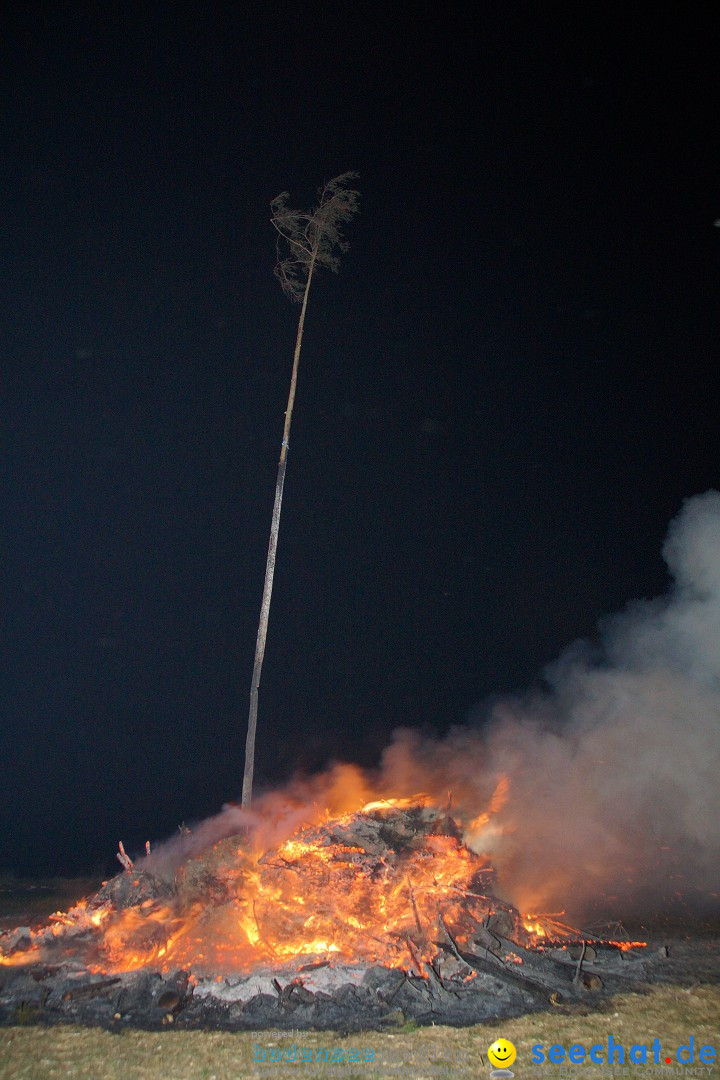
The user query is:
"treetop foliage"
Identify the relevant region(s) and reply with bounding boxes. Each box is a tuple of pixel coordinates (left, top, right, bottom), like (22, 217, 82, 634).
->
(271, 172, 360, 301)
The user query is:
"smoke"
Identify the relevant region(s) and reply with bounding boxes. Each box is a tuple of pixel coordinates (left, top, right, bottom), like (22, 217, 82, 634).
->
(379, 491, 720, 919)
(142, 763, 373, 877)
(146, 492, 720, 921)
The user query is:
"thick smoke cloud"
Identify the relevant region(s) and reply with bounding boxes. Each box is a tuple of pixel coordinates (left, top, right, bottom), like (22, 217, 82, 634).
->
(380, 491, 720, 918)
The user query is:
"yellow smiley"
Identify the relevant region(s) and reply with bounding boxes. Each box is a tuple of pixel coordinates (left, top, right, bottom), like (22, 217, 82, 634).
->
(488, 1039, 517, 1069)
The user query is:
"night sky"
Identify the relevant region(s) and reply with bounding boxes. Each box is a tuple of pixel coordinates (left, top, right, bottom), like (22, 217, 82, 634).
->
(1, 5, 718, 877)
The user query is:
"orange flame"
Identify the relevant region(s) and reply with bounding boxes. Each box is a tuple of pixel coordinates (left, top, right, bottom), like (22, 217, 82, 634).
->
(0, 783, 636, 976)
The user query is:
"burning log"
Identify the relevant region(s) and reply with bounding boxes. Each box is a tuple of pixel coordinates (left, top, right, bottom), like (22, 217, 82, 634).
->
(61, 976, 122, 1002)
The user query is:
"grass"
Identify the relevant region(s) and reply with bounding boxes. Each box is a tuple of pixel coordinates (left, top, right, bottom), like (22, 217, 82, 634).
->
(1, 984, 719, 1079)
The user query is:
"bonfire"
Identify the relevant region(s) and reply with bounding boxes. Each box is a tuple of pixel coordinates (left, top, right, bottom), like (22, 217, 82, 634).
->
(0, 789, 653, 1030)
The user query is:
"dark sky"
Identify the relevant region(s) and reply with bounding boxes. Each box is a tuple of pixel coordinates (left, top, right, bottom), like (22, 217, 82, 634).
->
(1, 4, 718, 876)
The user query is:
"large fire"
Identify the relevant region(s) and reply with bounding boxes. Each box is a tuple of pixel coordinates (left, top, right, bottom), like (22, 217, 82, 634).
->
(0, 779, 643, 977)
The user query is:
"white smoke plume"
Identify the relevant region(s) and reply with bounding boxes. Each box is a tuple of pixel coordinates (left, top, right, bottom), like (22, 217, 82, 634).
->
(380, 490, 720, 919)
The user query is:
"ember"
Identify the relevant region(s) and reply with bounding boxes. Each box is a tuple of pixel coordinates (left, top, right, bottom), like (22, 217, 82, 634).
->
(0, 793, 645, 975)
(2, 798, 510, 976)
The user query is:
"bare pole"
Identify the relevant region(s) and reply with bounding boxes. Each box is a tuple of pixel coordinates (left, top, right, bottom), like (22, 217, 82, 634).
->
(241, 254, 316, 808)
(242, 173, 359, 808)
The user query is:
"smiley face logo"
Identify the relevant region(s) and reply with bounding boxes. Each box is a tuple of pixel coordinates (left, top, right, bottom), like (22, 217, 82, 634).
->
(488, 1039, 517, 1070)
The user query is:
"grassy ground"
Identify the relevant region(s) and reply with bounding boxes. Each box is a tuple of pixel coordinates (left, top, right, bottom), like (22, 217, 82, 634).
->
(1, 984, 719, 1080)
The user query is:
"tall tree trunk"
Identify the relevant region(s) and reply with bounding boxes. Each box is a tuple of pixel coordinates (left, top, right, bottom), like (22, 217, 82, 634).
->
(242, 255, 316, 808)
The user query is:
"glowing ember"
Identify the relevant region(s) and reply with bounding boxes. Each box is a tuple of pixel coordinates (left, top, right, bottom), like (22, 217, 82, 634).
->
(0, 800, 516, 975)
(0, 792, 639, 978)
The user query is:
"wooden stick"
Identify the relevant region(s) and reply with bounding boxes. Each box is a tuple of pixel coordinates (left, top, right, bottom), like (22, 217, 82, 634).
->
(407, 879, 424, 937)
(116, 841, 133, 871)
(574, 940, 587, 984)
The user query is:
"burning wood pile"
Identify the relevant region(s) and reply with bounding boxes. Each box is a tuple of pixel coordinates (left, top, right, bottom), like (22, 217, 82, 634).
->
(0, 797, 652, 1030)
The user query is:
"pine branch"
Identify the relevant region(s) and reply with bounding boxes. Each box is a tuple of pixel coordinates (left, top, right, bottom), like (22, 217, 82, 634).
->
(271, 173, 360, 301)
